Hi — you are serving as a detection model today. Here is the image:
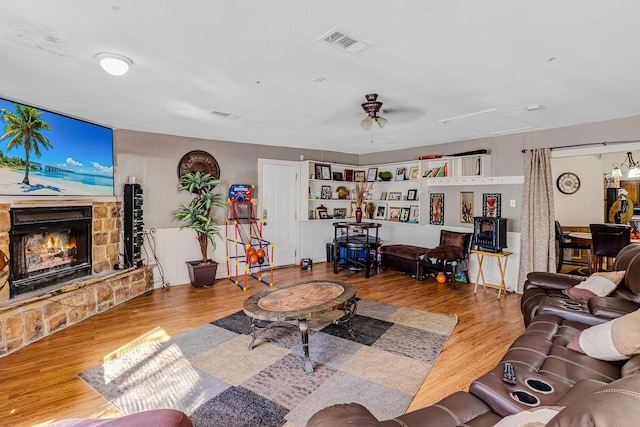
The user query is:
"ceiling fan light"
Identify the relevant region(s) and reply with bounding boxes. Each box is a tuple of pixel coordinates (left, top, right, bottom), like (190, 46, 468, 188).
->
(361, 115, 373, 130)
(376, 116, 388, 128)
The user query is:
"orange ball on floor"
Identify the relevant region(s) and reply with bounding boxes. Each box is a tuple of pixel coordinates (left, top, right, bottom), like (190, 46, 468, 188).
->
(435, 272, 447, 284)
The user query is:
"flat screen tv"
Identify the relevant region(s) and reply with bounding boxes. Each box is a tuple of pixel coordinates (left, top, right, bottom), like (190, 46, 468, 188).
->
(0, 97, 114, 196)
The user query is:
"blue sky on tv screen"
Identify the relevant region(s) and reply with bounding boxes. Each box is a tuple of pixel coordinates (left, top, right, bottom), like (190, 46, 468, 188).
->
(0, 98, 113, 177)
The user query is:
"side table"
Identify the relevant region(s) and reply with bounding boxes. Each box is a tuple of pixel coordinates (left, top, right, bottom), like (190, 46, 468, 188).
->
(471, 249, 512, 299)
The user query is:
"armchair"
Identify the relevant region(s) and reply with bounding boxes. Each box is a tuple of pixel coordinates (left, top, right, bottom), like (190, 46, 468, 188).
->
(420, 230, 473, 288)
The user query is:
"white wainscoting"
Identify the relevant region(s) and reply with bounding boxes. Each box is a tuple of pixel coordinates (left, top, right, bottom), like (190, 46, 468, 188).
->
(142, 227, 228, 288)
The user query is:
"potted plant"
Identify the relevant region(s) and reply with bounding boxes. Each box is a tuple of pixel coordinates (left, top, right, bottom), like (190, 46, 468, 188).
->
(173, 171, 225, 287)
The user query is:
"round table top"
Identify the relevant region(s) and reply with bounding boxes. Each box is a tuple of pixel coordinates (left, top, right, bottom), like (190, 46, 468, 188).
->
(243, 280, 356, 321)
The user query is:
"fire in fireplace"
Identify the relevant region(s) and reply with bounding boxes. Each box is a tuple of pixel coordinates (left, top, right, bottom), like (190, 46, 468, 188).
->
(9, 206, 92, 298)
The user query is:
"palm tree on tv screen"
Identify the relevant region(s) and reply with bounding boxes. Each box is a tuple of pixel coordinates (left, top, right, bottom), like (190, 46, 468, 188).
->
(0, 103, 53, 186)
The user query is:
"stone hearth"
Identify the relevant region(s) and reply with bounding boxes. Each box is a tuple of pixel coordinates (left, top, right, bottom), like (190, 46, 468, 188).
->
(0, 201, 154, 358)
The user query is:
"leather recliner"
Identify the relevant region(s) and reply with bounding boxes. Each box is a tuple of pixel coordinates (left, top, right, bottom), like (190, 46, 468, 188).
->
(520, 243, 640, 326)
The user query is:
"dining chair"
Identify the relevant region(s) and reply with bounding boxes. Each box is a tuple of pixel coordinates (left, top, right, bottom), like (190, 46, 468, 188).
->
(555, 221, 591, 274)
(589, 223, 631, 271)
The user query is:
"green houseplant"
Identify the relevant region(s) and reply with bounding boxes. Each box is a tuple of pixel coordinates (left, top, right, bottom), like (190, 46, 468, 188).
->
(173, 171, 225, 287)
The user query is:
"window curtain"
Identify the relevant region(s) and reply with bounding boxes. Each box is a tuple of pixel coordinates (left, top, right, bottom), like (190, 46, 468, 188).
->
(517, 148, 556, 291)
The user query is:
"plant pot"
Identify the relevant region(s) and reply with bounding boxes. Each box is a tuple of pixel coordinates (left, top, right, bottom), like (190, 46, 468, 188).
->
(186, 260, 218, 287)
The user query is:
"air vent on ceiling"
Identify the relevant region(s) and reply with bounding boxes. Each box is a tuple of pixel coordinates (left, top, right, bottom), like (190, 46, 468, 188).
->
(318, 28, 372, 54)
(209, 110, 240, 119)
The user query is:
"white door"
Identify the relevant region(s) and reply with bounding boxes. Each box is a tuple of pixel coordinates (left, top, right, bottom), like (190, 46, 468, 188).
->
(258, 159, 299, 267)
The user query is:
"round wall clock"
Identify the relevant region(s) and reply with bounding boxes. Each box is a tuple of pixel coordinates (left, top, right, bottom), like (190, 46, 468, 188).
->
(177, 150, 220, 179)
(556, 172, 580, 194)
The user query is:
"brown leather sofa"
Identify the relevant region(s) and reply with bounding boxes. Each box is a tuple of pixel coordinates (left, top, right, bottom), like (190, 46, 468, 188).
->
(47, 409, 192, 426)
(306, 312, 640, 426)
(380, 230, 472, 285)
(521, 243, 640, 326)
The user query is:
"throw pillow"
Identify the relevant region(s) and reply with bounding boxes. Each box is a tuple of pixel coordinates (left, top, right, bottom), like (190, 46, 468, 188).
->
(440, 230, 467, 249)
(567, 309, 640, 361)
(493, 407, 563, 427)
(591, 270, 625, 285)
(561, 275, 618, 302)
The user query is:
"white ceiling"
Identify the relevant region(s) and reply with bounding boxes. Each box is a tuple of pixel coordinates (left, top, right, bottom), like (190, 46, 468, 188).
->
(2, 1, 640, 154)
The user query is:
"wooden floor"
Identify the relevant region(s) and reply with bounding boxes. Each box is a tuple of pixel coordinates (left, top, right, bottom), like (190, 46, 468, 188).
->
(0, 263, 525, 426)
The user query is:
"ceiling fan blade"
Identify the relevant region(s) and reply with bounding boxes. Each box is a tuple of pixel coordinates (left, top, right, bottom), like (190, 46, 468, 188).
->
(360, 115, 373, 130)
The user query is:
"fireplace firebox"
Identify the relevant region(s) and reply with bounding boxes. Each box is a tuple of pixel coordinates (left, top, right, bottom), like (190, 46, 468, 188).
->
(9, 206, 92, 298)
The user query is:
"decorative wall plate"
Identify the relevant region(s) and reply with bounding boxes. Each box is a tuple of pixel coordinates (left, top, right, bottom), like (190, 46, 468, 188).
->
(556, 172, 580, 194)
(177, 150, 220, 179)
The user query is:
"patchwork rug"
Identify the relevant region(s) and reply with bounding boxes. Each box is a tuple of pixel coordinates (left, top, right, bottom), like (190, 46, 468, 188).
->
(79, 299, 457, 427)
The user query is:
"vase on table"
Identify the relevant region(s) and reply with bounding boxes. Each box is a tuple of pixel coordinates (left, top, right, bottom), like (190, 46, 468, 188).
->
(355, 206, 363, 223)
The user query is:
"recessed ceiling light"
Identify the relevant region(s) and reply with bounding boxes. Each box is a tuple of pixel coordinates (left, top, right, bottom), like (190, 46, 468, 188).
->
(525, 104, 542, 111)
(96, 52, 132, 76)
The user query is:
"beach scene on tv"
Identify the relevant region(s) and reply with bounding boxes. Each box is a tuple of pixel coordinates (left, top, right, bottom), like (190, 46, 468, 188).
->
(0, 98, 114, 196)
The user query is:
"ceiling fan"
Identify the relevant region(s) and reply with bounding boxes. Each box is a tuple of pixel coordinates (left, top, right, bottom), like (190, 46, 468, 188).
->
(360, 93, 388, 130)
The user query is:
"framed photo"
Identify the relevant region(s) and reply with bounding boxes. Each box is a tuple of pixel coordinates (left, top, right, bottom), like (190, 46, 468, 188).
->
(460, 192, 474, 223)
(354, 170, 366, 182)
(332, 171, 343, 181)
(409, 166, 419, 180)
(315, 206, 328, 219)
(430, 193, 444, 225)
(375, 203, 387, 220)
(409, 205, 419, 223)
(388, 206, 401, 221)
(399, 207, 410, 222)
(379, 191, 387, 200)
(407, 189, 417, 201)
(321, 185, 331, 199)
(344, 169, 354, 182)
(367, 167, 378, 182)
(395, 167, 406, 181)
(315, 163, 332, 180)
(389, 191, 402, 201)
(333, 208, 346, 219)
(482, 193, 502, 218)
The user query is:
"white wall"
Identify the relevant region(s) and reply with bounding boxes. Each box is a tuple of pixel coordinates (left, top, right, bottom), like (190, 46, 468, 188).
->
(551, 155, 605, 226)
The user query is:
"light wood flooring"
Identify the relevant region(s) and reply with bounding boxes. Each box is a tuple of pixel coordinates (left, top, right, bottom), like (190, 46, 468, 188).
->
(0, 263, 525, 426)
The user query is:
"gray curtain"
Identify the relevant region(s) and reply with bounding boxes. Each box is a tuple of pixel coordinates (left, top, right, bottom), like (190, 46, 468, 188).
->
(517, 148, 556, 291)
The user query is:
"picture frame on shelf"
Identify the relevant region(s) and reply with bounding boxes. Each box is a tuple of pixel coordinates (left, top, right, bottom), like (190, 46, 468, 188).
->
(354, 170, 366, 182)
(399, 207, 410, 222)
(375, 203, 387, 220)
(344, 169, 354, 182)
(315, 163, 332, 180)
(379, 191, 387, 200)
(321, 185, 331, 199)
(367, 167, 378, 182)
(388, 191, 402, 201)
(482, 193, 502, 218)
(407, 189, 417, 201)
(460, 192, 474, 223)
(409, 205, 419, 223)
(409, 166, 419, 180)
(315, 205, 328, 219)
(332, 171, 343, 181)
(333, 208, 346, 219)
(395, 167, 406, 181)
(430, 193, 444, 225)
(388, 206, 401, 221)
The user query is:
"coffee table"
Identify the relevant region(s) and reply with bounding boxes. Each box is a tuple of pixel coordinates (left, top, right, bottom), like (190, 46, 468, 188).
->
(243, 280, 357, 373)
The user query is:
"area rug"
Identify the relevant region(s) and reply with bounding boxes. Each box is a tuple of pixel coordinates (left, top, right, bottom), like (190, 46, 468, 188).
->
(79, 299, 457, 427)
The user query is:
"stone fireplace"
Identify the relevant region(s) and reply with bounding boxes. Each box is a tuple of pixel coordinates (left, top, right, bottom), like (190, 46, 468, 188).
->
(0, 201, 154, 358)
(9, 205, 93, 298)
